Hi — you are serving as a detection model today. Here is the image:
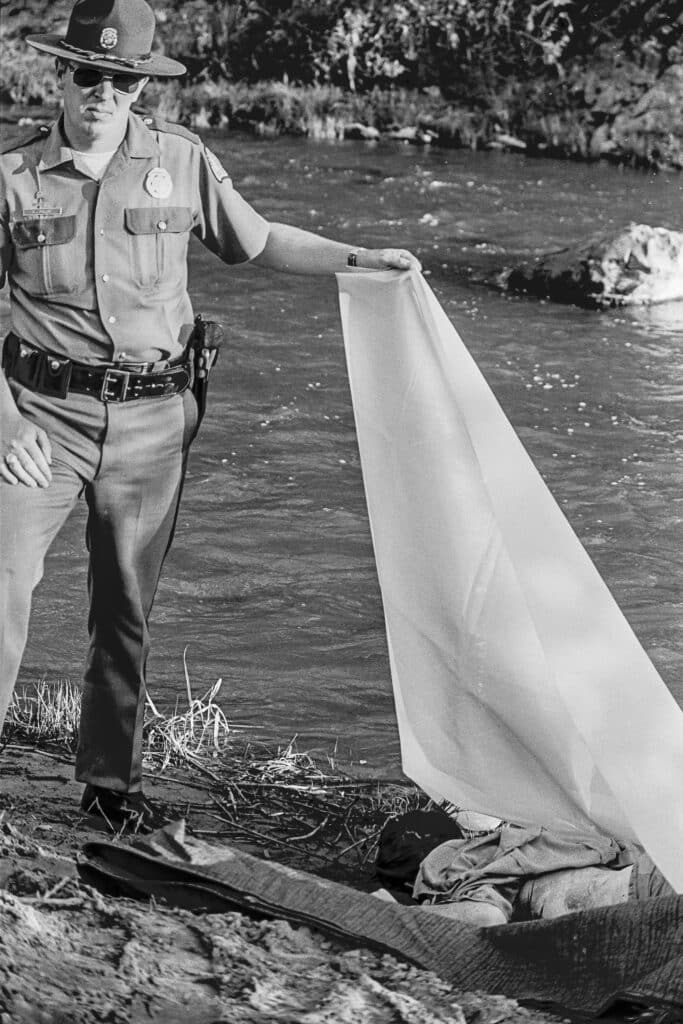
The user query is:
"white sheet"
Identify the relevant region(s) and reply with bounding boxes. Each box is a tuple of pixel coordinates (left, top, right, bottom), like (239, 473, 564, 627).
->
(337, 269, 683, 892)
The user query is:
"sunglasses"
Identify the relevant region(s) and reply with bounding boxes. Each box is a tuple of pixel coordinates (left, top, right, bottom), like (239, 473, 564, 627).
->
(68, 64, 145, 95)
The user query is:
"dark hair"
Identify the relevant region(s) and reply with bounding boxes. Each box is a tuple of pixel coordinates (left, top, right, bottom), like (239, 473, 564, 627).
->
(375, 808, 464, 887)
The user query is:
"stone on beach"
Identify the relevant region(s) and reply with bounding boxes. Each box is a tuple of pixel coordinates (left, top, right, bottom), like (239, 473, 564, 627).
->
(499, 224, 683, 308)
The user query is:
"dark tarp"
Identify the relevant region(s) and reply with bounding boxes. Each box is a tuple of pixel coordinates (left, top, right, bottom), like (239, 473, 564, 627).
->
(79, 823, 683, 1019)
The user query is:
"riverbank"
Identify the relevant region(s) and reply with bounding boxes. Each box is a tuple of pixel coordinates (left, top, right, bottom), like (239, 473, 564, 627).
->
(0, 784, 562, 1024)
(2, 46, 682, 172)
(1, 678, 424, 885)
(2, 683, 680, 1023)
(3, 59, 682, 172)
(0, 682, 566, 1024)
(0, 751, 549, 1024)
(150, 57, 683, 172)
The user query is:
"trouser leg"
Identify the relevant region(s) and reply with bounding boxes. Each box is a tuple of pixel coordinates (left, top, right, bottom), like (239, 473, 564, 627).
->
(75, 391, 197, 791)
(628, 852, 676, 899)
(0, 464, 83, 730)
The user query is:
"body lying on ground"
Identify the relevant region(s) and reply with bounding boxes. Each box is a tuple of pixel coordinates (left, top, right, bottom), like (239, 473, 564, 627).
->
(375, 809, 674, 927)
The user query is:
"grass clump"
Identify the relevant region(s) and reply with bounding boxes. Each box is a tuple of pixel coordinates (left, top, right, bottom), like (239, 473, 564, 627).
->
(144, 651, 232, 772)
(144, 679, 231, 770)
(4, 678, 81, 749)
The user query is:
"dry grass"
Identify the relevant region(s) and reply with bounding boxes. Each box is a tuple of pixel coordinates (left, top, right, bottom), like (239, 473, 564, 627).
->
(4, 678, 81, 749)
(2, 673, 427, 884)
(143, 651, 232, 772)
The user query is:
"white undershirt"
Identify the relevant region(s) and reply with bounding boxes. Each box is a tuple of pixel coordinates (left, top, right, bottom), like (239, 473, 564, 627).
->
(72, 148, 117, 180)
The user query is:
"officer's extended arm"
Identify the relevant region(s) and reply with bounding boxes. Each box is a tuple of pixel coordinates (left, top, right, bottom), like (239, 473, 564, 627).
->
(251, 222, 421, 275)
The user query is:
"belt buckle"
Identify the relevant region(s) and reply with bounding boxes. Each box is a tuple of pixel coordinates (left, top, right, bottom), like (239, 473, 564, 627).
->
(101, 368, 130, 402)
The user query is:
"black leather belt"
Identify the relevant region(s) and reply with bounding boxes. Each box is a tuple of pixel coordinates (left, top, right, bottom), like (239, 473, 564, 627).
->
(2, 333, 192, 403)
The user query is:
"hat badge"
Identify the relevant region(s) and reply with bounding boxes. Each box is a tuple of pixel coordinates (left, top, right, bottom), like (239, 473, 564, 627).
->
(100, 27, 118, 50)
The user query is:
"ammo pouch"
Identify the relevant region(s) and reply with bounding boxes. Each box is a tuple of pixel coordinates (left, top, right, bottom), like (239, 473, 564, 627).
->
(2, 332, 72, 399)
(188, 315, 224, 426)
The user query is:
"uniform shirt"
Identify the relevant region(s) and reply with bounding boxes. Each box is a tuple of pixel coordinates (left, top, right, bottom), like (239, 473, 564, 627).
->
(0, 113, 270, 364)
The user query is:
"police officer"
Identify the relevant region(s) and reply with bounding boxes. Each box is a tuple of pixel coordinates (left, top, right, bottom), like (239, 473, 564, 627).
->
(0, 0, 420, 830)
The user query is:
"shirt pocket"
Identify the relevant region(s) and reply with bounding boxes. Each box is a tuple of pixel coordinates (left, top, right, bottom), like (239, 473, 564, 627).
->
(12, 215, 78, 295)
(124, 206, 193, 288)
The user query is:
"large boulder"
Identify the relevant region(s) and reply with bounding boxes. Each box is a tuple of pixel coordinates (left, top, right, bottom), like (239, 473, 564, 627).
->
(500, 224, 683, 307)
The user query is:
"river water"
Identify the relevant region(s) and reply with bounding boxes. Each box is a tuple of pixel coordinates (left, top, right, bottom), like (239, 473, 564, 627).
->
(10, 134, 683, 770)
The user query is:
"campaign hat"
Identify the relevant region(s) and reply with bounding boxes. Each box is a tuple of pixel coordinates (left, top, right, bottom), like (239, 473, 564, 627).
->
(26, 0, 186, 78)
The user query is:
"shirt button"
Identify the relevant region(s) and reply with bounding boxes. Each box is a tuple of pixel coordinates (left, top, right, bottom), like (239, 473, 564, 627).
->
(157, 221, 167, 231)
(37, 233, 46, 243)
(102, 273, 110, 282)
(108, 315, 116, 324)
(99, 229, 105, 236)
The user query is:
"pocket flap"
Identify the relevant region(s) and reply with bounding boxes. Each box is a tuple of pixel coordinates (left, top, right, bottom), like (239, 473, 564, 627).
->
(125, 207, 193, 235)
(13, 215, 76, 248)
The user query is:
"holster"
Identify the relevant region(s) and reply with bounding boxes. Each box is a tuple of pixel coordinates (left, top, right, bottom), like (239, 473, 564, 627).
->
(188, 315, 224, 426)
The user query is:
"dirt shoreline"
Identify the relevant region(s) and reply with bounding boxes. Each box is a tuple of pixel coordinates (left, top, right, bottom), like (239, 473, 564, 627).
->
(2, 745, 677, 1024)
(0, 744, 573, 1024)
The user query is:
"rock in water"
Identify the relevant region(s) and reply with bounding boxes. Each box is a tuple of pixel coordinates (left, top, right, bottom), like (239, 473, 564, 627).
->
(500, 224, 683, 307)
(343, 122, 381, 141)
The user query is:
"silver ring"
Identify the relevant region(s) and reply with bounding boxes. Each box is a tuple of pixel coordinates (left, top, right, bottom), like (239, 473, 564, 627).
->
(4, 452, 18, 466)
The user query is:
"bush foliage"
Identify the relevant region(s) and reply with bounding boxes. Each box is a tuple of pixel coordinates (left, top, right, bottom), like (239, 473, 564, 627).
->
(160, 1, 682, 94)
(2, 0, 681, 102)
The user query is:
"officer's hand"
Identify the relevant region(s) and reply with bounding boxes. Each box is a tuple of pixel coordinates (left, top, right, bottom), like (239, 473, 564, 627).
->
(357, 248, 422, 272)
(1, 414, 52, 488)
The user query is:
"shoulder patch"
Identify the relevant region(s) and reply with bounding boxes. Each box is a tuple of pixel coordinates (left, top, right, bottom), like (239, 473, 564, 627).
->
(140, 116, 201, 145)
(0, 123, 51, 156)
(204, 146, 230, 184)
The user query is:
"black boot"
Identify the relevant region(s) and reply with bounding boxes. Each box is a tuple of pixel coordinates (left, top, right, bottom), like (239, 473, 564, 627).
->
(80, 784, 168, 834)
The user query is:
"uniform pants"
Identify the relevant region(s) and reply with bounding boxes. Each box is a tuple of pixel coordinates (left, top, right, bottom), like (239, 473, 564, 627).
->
(0, 380, 198, 791)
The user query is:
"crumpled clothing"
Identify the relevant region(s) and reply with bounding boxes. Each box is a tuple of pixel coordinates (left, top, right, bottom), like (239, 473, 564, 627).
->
(413, 826, 626, 920)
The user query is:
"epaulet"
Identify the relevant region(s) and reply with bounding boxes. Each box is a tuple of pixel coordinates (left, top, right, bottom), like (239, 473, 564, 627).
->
(0, 123, 51, 156)
(139, 116, 201, 145)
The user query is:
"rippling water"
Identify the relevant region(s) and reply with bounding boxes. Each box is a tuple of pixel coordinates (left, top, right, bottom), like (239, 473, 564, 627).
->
(11, 135, 683, 769)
